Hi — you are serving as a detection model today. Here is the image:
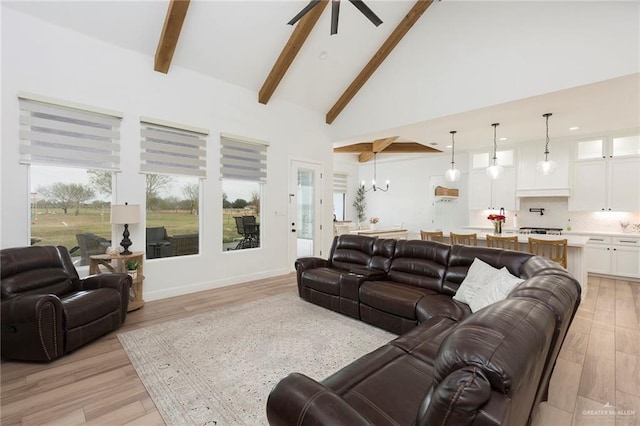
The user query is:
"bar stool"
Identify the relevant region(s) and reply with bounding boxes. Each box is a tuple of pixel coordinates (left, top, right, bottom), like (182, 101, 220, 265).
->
(528, 237, 568, 269)
(486, 234, 519, 250)
(450, 232, 478, 246)
(420, 230, 444, 242)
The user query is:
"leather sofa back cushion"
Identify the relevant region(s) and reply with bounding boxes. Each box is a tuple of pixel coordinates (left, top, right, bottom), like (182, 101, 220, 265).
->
(369, 238, 396, 272)
(1, 268, 73, 298)
(387, 240, 449, 292)
(331, 234, 375, 271)
(443, 245, 532, 296)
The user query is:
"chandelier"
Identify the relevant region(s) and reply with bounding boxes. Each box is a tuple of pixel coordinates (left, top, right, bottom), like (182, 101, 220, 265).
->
(361, 153, 389, 192)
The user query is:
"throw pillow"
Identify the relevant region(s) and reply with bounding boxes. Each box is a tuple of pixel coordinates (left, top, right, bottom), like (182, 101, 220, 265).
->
(453, 258, 502, 305)
(468, 267, 524, 313)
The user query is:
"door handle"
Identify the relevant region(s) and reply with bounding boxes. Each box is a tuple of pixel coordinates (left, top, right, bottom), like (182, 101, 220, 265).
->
(291, 229, 296, 233)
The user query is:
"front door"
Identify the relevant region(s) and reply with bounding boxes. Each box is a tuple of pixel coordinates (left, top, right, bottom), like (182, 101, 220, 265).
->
(289, 161, 323, 269)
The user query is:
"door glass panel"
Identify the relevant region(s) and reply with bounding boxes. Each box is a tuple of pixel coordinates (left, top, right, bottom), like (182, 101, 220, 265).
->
(577, 139, 603, 159)
(612, 135, 640, 157)
(297, 169, 314, 257)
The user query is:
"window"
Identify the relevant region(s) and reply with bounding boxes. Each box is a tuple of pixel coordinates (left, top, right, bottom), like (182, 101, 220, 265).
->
(577, 139, 604, 160)
(220, 134, 267, 251)
(140, 118, 207, 259)
(20, 93, 121, 266)
(333, 173, 347, 221)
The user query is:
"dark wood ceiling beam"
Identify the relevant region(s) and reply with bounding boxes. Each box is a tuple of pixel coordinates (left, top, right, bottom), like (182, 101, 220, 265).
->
(325, 0, 434, 124)
(154, 0, 191, 74)
(259, 0, 329, 105)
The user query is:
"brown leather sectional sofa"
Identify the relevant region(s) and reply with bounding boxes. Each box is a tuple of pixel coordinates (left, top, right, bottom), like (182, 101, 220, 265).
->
(267, 234, 582, 425)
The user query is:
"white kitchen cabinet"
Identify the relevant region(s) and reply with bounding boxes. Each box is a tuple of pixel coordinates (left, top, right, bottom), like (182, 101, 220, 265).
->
(585, 235, 640, 279)
(516, 140, 570, 194)
(570, 136, 640, 212)
(468, 168, 516, 211)
(570, 157, 640, 212)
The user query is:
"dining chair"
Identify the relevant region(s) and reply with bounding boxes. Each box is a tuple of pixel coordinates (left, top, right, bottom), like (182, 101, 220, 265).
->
(486, 234, 519, 251)
(450, 232, 478, 246)
(420, 230, 444, 242)
(528, 237, 568, 269)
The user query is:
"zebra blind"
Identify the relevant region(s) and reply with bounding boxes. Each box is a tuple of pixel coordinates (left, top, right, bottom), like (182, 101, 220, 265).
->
(19, 95, 122, 170)
(333, 173, 348, 193)
(140, 120, 208, 178)
(220, 135, 267, 182)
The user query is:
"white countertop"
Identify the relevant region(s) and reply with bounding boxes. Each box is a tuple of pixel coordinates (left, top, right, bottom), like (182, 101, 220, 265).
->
(462, 226, 640, 239)
(450, 229, 590, 247)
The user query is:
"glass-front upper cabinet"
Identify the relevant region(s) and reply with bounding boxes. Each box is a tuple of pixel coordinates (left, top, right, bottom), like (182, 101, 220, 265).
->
(576, 134, 640, 160)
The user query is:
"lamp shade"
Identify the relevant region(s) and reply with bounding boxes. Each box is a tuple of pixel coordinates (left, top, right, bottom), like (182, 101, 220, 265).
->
(110, 204, 141, 225)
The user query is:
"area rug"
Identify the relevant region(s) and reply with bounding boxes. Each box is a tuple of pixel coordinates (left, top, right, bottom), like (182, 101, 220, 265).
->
(117, 292, 396, 425)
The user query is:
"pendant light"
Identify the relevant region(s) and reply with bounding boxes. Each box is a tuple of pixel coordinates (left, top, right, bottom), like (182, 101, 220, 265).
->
(536, 113, 556, 175)
(445, 130, 461, 182)
(361, 153, 389, 192)
(486, 123, 503, 180)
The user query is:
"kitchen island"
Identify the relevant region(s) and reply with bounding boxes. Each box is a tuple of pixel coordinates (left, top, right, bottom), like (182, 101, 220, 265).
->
(444, 231, 590, 298)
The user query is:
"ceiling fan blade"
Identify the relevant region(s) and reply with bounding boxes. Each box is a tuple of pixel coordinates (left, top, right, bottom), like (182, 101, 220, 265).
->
(288, 0, 322, 26)
(331, 0, 340, 35)
(348, 0, 383, 27)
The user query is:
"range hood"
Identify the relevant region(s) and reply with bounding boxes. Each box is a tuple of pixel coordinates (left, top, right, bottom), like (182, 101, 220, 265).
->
(516, 188, 571, 198)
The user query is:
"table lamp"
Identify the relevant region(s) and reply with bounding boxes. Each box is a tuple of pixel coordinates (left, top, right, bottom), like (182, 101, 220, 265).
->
(110, 202, 141, 255)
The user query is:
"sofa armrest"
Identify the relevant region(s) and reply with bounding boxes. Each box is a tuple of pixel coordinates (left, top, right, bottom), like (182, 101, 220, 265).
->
(267, 373, 370, 426)
(295, 257, 330, 272)
(1, 295, 64, 362)
(81, 274, 131, 323)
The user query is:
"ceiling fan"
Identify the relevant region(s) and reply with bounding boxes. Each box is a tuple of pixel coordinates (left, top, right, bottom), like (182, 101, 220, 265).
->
(288, 0, 383, 35)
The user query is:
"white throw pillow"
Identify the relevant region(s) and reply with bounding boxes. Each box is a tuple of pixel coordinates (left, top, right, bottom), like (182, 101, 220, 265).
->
(468, 267, 524, 313)
(453, 258, 501, 305)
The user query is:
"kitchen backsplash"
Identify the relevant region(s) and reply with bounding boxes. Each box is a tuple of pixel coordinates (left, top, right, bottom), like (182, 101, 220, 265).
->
(469, 197, 640, 233)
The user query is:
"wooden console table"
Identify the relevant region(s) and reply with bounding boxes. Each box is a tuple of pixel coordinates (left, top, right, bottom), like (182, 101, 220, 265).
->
(89, 252, 145, 312)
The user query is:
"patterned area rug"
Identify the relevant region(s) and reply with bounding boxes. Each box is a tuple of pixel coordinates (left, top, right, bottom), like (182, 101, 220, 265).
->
(118, 292, 396, 425)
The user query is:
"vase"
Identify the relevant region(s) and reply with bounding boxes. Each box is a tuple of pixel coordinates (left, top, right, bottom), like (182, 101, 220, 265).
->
(370, 223, 377, 231)
(493, 221, 502, 235)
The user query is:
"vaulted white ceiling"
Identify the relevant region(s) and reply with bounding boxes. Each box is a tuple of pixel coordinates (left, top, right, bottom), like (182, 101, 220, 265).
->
(5, 0, 639, 154)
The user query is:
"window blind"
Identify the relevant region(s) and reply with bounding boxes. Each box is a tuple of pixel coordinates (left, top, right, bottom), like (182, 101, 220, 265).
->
(333, 173, 348, 193)
(220, 135, 267, 182)
(19, 96, 122, 170)
(140, 121, 208, 178)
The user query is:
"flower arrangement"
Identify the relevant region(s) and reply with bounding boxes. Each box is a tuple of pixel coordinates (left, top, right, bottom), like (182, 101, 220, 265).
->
(487, 214, 506, 234)
(369, 217, 380, 224)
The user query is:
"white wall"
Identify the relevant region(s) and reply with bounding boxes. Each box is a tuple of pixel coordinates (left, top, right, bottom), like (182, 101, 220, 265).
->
(355, 152, 470, 238)
(1, 8, 335, 300)
(328, 1, 640, 141)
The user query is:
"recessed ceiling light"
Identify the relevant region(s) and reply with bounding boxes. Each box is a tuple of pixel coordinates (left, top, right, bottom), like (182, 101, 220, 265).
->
(446, 145, 452, 148)
(569, 126, 579, 131)
(499, 137, 508, 141)
(318, 51, 328, 60)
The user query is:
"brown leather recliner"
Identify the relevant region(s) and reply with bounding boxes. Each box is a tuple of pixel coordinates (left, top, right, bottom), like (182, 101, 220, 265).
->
(1, 245, 131, 362)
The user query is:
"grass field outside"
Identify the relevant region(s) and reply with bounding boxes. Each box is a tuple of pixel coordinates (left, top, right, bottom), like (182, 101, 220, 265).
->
(30, 207, 260, 257)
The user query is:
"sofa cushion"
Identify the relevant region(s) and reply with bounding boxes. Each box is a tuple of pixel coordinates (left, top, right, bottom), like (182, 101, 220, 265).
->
(453, 257, 502, 305)
(468, 267, 523, 313)
(360, 281, 437, 319)
(391, 316, 458, 364)
(61, 289, 121, 329)
(301, 268, 342, 295)
(387, 240, 450, 292)
(330, 234, 375, 271)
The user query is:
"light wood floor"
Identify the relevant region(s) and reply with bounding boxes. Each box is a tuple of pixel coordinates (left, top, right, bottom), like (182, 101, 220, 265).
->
(1, 274, 638, 425)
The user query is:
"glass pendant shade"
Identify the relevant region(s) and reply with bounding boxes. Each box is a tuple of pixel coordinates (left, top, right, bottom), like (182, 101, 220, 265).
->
(538, 113, 555, 176)
(445, 167, 460, 182)
(486, 123, 502, 180)
(486, 164, 504, 179)
(445, 130, 460, 182)
(536, 159, 557, 175)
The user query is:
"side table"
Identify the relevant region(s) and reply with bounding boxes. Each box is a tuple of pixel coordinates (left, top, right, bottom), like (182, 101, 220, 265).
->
(89, 252, 145, 312)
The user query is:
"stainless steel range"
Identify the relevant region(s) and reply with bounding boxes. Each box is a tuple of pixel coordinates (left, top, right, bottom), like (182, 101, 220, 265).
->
(518, 227, 563, 235)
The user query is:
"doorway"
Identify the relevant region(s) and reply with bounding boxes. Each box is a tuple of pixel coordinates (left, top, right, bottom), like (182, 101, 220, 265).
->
(289, 160, 323, 269)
